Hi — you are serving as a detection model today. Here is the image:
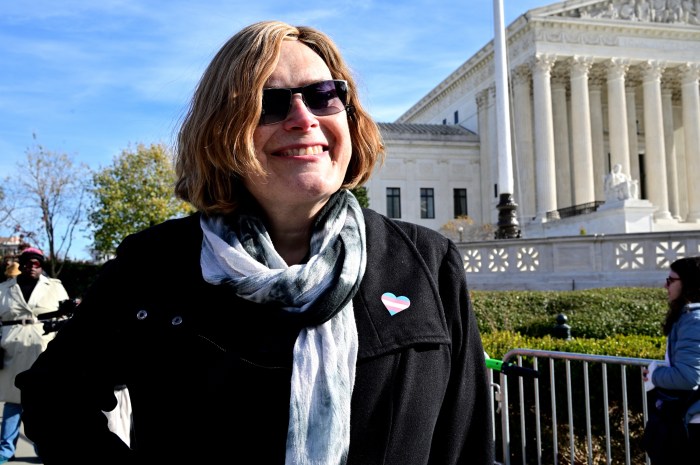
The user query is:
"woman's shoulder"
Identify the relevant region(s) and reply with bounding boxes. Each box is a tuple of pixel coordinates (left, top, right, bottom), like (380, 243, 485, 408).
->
(675, 307, 700, 339)
(116, 213, 202, 256)
(680, 306, 700, 324)
(360, 208, 463, 294)
(37, 274, 66, 288)
(0, 279, 14, 293)
(362, 208, 451, 255)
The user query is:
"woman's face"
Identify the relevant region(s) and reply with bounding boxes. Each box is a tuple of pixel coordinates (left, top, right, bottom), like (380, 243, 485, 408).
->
(247, 40, 352, 218)
(20, 259, 43, 280)
(665, 270, 682, 303)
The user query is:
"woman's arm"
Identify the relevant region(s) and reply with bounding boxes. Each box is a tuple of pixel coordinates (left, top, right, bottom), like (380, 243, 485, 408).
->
(428, 242, 494, 465)
(16, 258, 134, 464)
(653, 312, 700, 390)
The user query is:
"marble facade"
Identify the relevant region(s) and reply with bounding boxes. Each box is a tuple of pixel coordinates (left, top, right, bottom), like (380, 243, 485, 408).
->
(369, 0, 700, 239)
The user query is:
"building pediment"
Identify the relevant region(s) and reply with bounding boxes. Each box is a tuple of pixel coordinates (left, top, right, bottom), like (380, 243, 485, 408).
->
(530, 0, 700, 26)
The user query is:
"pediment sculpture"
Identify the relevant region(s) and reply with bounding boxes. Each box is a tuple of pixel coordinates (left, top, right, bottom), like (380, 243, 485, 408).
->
(552, 0, 700, 25)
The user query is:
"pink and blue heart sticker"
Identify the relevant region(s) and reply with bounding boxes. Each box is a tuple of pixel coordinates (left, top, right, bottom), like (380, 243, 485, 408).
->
(381, 292, 411, 316)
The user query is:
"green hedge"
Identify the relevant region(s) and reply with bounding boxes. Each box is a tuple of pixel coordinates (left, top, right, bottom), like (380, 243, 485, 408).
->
(471, 288, 667, 339)
(481, 330, 666, 361)
(472, 288, 669, 365)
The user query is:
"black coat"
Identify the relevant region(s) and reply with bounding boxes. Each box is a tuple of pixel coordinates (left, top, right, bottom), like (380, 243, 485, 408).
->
(17, 209, 493, 465)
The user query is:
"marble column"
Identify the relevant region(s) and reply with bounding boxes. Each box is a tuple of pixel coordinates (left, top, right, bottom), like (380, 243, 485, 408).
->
(530, 54, 559, 220)
(680, 63, 700, 222)
(589, 79, 606, 201)
(626, 84, 641, 183)
(512, 66, 536, 220)
(569, 56, 595, 205)
(661, 87, 680, 219)
(488, 87, 499, 223)
(476, 89, 493, 224)
(673, 101, 690, 219)
(641, 60, 671, 220)
(606, 58, 632, 176)
(552, 76, 572, 208)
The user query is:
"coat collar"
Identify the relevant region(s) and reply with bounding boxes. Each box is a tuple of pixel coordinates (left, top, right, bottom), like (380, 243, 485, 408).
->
(354, 210, 450, 360)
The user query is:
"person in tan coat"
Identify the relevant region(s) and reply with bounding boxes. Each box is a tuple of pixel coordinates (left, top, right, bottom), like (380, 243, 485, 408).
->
(0, 248, 67, 463)
(3, 263, 20, 281)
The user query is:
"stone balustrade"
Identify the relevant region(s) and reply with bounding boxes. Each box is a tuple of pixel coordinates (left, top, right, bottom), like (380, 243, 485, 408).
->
(457, 231, 700, 290)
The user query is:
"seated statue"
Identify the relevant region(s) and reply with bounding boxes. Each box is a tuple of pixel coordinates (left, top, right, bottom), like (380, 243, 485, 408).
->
(604, 164, 639, 201)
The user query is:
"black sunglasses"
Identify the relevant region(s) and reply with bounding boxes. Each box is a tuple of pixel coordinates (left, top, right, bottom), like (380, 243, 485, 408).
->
(666, 276, 681, 286)
(260, 79, 349, 125)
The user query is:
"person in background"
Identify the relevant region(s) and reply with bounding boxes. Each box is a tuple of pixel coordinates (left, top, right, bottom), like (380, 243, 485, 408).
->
(643, 256, 700, 464)
(2, 262, 20, 282)
(16, 21, 493, 464)
(0, 248, 68, 464)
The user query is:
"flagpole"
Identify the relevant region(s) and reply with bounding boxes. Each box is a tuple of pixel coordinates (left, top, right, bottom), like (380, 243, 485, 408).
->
(493, 0, 521, 239)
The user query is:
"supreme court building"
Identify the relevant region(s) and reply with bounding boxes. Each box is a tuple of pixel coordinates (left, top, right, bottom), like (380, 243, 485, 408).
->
(365, 0, 700, 239)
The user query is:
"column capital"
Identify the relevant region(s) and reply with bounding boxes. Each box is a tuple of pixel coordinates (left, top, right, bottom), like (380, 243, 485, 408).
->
(569, 56, 593, 79)
(606, 58, 630, 80)
(680, 63, 700, 83)
(530, 54, 557, 76)
(512, 65, 531, 86)
(640, 60, 667, 82)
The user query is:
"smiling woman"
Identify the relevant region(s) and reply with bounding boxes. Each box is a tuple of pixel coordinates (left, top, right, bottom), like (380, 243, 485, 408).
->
(16, 20, 493, 465)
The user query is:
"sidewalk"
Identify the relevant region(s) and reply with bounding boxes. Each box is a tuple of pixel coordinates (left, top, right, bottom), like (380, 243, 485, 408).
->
(0, 403, 41, 464)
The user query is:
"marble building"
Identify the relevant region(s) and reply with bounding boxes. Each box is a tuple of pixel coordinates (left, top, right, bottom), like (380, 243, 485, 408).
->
(366, 0, 700, 238)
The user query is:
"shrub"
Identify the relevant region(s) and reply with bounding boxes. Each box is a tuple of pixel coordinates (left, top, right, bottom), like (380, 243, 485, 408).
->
(471, 288, 667, 339)
(481, 330, 665, 361)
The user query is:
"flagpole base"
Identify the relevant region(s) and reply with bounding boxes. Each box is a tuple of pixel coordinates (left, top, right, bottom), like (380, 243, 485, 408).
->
(495, 193, 521, 239)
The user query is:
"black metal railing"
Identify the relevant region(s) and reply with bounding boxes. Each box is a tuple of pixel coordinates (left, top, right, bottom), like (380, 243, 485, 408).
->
(556, 201, 604, 219)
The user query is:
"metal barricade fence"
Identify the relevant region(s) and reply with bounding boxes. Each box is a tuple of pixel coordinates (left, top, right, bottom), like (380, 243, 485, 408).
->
(488, 349, 659, 465)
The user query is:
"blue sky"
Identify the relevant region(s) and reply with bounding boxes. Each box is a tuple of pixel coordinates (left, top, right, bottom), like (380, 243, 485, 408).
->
(1, 0, 547, 258)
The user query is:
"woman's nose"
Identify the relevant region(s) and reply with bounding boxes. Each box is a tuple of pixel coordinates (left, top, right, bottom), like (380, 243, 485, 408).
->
(283, 94, 318, 130)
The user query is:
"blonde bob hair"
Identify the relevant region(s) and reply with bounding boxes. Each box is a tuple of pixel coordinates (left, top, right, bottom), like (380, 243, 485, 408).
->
(175, 20, 385, 215)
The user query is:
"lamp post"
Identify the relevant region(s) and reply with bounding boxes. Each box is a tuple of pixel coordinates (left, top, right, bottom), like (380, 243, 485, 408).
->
(493, 0, 521, 239)
(458, 226, 464, 242)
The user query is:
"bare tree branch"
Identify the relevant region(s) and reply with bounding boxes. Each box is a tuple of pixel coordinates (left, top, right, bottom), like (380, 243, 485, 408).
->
(0, 138, 90, 277)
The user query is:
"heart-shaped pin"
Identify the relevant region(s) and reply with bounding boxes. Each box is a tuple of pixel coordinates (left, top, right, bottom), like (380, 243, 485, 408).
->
(381, 292, 411, 316)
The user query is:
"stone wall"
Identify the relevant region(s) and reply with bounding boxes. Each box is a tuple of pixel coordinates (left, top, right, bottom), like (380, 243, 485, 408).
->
(457, 231, 700, 290)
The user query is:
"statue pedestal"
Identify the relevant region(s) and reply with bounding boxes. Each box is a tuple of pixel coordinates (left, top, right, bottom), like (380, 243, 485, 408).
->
(594, 199, 655, 233)
(522, 198, 656, 238)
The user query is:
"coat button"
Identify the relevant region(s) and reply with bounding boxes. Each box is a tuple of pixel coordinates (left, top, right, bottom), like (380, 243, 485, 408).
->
(171, 316, 183, 326)
(136, 310, 148, 320)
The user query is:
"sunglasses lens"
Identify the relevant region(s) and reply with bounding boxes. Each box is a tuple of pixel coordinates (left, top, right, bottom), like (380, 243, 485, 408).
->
(261, 88, 292, 125)
(303, 80, 347, 115)
(260, 80, 348, 125)
(22, 260, 41, 269)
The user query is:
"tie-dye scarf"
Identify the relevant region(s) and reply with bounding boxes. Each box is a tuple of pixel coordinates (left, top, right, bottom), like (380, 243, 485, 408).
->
(200, 189, 366, 465)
